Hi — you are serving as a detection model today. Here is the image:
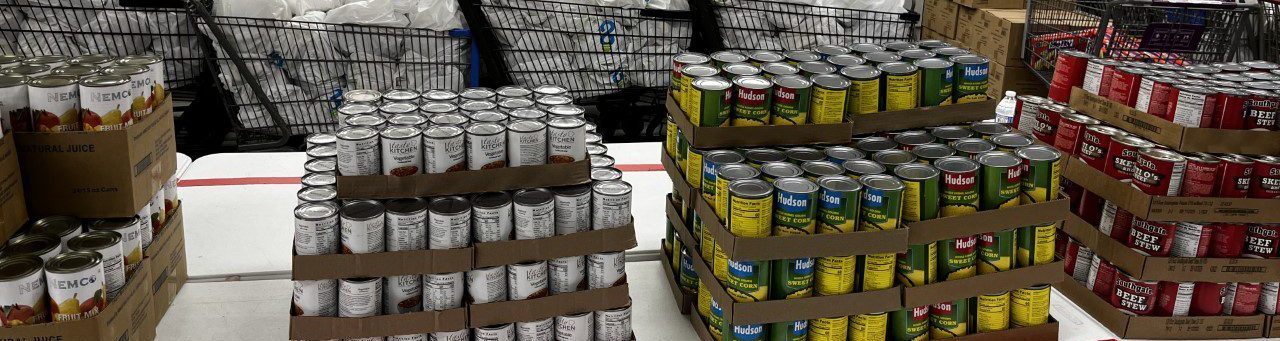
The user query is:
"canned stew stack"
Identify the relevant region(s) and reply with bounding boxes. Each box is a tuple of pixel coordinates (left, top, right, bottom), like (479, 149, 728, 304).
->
(663, 120, 1064, 340)
(0, 54, 167, 133)
(0, 178, 179, 327)
(668, 41, 991, 128)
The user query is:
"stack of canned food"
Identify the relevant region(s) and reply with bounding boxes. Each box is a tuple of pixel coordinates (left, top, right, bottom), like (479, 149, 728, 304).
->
(664, 120, 1061, 340)
(0, 178, 179, 327)
(313, 85, 608, 177)
(668, 40, 991, 128)
(1048, 51, 1279, 131)
(0, 54, 167, 133)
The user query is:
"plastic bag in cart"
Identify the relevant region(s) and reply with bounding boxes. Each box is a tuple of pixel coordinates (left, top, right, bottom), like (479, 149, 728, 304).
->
(645, 0, 689, 10)
(405, 0, 465, 30)
(288, 0, 344, 16)
(629, 43, 676, 87)
(404, 35, 467, 64)
(0, 9, 22, 54)
(780, 16, 844, 50)
(77, 10, 152, 56)
(16, 21, 86, 56)
(636, 19, 691, 49)
(277, 22, 350, 85)
(346, 52, 398, 90)
(213, 0, 292, 20)
(575, 18, 632, 71)
(217, 53, 289, 88)
(508, 32, 579, 70)
(324, 0, 410, 27)
(292, 11, 328, 22)
(15, 0, 105, 23)
(398, 60, 465, 92)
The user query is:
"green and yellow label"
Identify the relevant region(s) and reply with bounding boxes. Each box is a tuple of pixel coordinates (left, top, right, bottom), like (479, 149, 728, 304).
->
(896, 243, 937, 287)
(815, 255, 857, 296)
(858, 253, 897, 291)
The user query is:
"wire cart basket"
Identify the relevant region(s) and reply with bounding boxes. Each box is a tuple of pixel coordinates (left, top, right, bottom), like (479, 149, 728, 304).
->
(1259, 0, 1280, 62)
(1023, 0, 1257, 84)
(187, 0, 473, 150)
(705, 0, 919, 51)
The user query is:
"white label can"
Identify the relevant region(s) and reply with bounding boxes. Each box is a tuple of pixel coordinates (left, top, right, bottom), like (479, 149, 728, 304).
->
(468, 265, 508, 304)
(294, 202, 340, 256)
(594, 305, 633, 341)
(429, 196, 472, 250)
(553, 184, 592, 235)
(78, 75, 133, 131)
(28, 75, 79, 132)
(292, 279, 337, 317)
(66, 231, 126, 300)
(473, 192, 513, 243)
(592, 181, 633, 230)
(556, 312, 594, 341)
(423, 272, 465, 311)
(336, 126, 382, 176)
(508, 261, 549, 300)
(164, 174, 179, 213)
(423, 125, 467, 173)
(136, 204, 153, 251)
(514, 188, 555, 240)
(390, 334, 427, 341)
(588, 252, 626, 289)
(477, 323, 516, 341)
(549, 255, 587, 295)
(432, 329, 470, 341)
(88, 218, 142, 278)
(151, 189, 167, 231)
(386, 198, 428, 252)
(547, 117, 587, 163)
(339, 277, 383, 317)
(0, 256, 48, 326)
(516, 317, 555, 341)
(44, 252, 106, 321)
(385, 274, 423, 314)
(0, 79, 29, 132)
(466, 122, 508, 170)
(341, 200, 386, 254)
(507, 120, 548, 167)
(1261, 282, 1278, 315)
(381, 125, 424, 176)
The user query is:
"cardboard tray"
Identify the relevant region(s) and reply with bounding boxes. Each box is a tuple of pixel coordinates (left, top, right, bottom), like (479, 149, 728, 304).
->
(1055, 277, 1268, 339)
(905, 197, 1069, 244)
(146, 203, 188, 321)
(682, 193, 908, 261)
(473, 223, 638, 267)
(1269, 315, 1279, 338)
(336, 160, 591, 199)
(289, 307, 468, 340)
(1063, 156, 1280, 223)
(902, 261, 1065, 308)
(669, 202, 903, 325)
(661, 149, 693, 202)
(2, 260, 156, 341)
(941, 321, 1059, 340)
(1061, 213, 1280, 282)
(0, 134, 27, 239)
(468, 285, 632, 327)
(1068, 87, 1280, 155)
(848, 99, 1000, 135)
(15, 96, 177, 218)
(662, 242, 694, 315)
(667, 95, 854, 149)
(292, 247, 474, 280)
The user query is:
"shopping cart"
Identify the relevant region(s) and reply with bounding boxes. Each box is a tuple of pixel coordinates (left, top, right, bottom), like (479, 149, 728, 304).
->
(1259, 0, 1280, 62)
(187, 0, 473, 150)
(1023, 0, 1257, 84)
(705, 0, 918, 51)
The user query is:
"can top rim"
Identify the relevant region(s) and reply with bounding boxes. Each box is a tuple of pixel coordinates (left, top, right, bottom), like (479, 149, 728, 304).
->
(934, 156, 979, 172)
(0, 255, 42, 281)
(911, 143, 955, 159)
(817, 175, 862, 192)
(722, 63, 761, 76)
(88, 217, 140, 231)
(593, 180, 633, 195)
(6, 233, 60, 256)
(1015, 145, 1063, 162)
(710, 51, 748, 63)
(859, 174, 905, 191)
(873, 149, 917, 165)
(827, 54, 865, 67)
(976, 151, 1021, 167)
(67, 231, 122, 252)
(784, 50, 821, 63)
(893, 163, 940, 180)
(430, 196, 472, 214)
(842, 159, 886, 175)
(774, 176, 819, 194)
(46, 251, 103, 274)
(674, 52, 712, 65)
(340, 200, 384, 220)
(693, 76, 732, 91)
(717, 163, 759, 180)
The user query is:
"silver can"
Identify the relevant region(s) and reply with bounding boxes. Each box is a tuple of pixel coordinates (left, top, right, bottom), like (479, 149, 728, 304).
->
(381, 125, 423, 176)
(294, 202, 339, 255)
(552, 184, 592, 235)
(547, 117, 587, 163)
(338, 103, 378, 128)
(466, 122, 508, 170)
(297, 186, 338, 204)
(533, 85, 569, 98)
(477, 323, 516, 341)
(433, 330, 470, 341)
(346, 113, 388, 130)
(591, 167, 623, 182)
(594, 305, 632, 341)
(386, 198, 428, 252)
(509, 108, 547, 122)
(467, 265, 508, 304)
(307, 144, 337, 160)
(389, 114, 428, 127)
(337, 126, 382, 176)
(66, 231, 125, 299)
(27, 215, 82, 247)
(429, 113, 471, 126)
(384, 89, 420, 104)
(344, 89, 382, 104)
(98, 65, 151, 120)
(517, 317, 555, 341)
(590, 155, 615, 169)
(301, 172, 336, 187)
(497, 85, 533, 99)
(421, 101, 459, 116)
(461, 87, 498, 101)
(460, 100, 498, 115)
(591, 180, 632, 230)
(471, 110, 510, 125)
(472, 192, 513, 243)
(304, 158, 337, 174)
(546, 105, 586, 120)
(508, 261, 550, 300)
(587, 252, 626, 289)
(514, 188, 556, 240)
(549, 255, 587, 294)
(86, 218, 141, 277)
(339, 277, 383, 317)
(293, 279, 337, 317)
(27, 75, 79, 132)
(0, 75, 29, 132)
(77, 75, 132, 131)
(556, 312, 594, 341)
(341, 200, 386, 254)
(385, 274, 423, 314)
(587, 144, 608, 157)
(536, 95, 573, 110)
(423, 125, 467, 173)
(508, 120, 549, 167)
(429, 196, 472, 250)
(423, 89, 460, 103)
(423, 271, 465, 310)
(44, 251, 104, 321)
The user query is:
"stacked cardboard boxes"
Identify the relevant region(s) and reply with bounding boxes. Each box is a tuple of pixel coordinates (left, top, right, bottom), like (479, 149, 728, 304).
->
(924, 0, 1047, 98)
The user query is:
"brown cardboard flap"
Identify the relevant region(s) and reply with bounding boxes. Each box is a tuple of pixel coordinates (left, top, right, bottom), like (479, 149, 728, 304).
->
(903, 261, 1064, 307)
(337, 160, 591, 199)
(1063, 157, 1280, 223)
(1069, 87, 1280, 155)
(1, 260, 154, 341)
(147, 205, 188, 320)
(289, 307, 468, 339)
(849, 99, 998, 135)
(954, 0, 1025, 9)
(1054, 279, 1267, 339)
(661, 150, 692, 201)
(1062, 214, 1280, 282)
(1269, 315, 1279, 338)
(667, 198, 699, 250)
(292, 248, 474, 280)
(666, 95, 854, 149)
(15, 97, 177, 218)
(693, 194, 907, 260)
(688, 307, 716, 341)
(0, 134, 27, 238)
(661, 242, 693, 315)
(906, 197, 1068, 244)
(473, 223, 638, 267)
(944, 320, 1058, 340)
(468, 285, 631, 327)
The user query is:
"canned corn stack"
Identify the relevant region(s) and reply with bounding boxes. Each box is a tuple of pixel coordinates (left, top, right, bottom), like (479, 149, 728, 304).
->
(0, 53, 169, 133)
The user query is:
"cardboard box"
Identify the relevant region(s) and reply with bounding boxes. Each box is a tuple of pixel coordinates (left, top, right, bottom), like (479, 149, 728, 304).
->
(336, 160, 591, 199)
(1055, 277, 1268, 339)
(292, 247, 473, 280)
(978, 9, 1027, 66)
(1061, 213, 1280, 282)
(1270, 315, 1279, 338)
(2, 261, 155, 341)
(849, 100, 999, 135)
(987, 61, 1048, 98)
(146, 204, 188, 320)
(0, 134, 27, 238)
(902, 261, 1064, 307)
(1063, 156, 1280, 223)
(925, 0, 960, 37)
(943, 320, 1059, 340)
(468, 285, 632, 327)
(905, 197, 1068, 244)
(473, 223, 637, 267)
(666, 95, 853, 149)
(955, 7, 984, 48)
(668, 201, 903, 324)
(661, 150, 693, 202)
(1069, 87, 1280, 155)
(290, 308, 468, 340)
(953, 0, 1025, 9)
(14, 97, 176, 218)
(661, 241, 694, 315)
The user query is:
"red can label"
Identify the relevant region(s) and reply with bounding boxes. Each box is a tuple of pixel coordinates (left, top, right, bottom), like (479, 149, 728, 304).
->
(1217, 156, 1254, 198)
(1111, 272, 1159, 315)
(1222, 282, 1262, 316)
(1245, 93, 1278, 130)
(1154, 281, 1194, 317)
(1180, 157, 1220, 197)
(1169, 88, 1217, 128)
(1033, 108, 1062, 143)
(1082, 60, 1115, 97)
(1171, 222, 1212, 257)
(1063, 239, 1095, 284)
(1251, 161, 1280, 199)
(1052, 117, 1087, 155)
(1089, 255, 1117, 298)
(1098, 201, 1134, 241)
(1076, 190, 1104, 226)
(1128, 218, 1176, 257)
(1049, 53, 1089, 102)
(1242, 224, 1279, 259)
(1192, 282, 1226, 316)
(1108, 70, 1142, 107)
(1132, 153, 1185, 196)
(1077, 127, 1113, 170)
(1103, 140, 1143, 180)
(1208, 223, 1249, 258)
(1214, 91, 1249, 129)
(1134, 78, 1175, 119)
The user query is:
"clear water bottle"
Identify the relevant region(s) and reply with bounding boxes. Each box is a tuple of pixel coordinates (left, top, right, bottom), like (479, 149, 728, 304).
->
(994, 90, 1017, 124)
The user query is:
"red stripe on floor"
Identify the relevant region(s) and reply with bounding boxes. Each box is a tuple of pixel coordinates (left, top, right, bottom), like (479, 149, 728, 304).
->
(178, 164, 667, 187)
(615, 164, 664, 171)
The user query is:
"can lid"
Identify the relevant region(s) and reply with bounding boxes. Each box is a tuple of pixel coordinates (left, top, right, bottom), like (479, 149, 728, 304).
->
(840, 65, 882, 80)
(591, 154, 615, 168)
(990, 133, 1033, 149)
(346, 114, 387, 128)
(465, 122, 506, 136)
(1253, 154, 1280, 165)
(423, 124, 464, 139)
(785, 147, 824, 163)
(532, 84, 568, 97)
(1242, 60, 1280, 70)
(883, 41, 918, 51)
(873, 149, 918, 165)
(384, 89, 419, 102)
(587, 143, 607, 156)
(762, 62, 799, 76)
(25, 55, 69, 64)
(380, 125, 422, 139)
(45, 251, 103, 274)
(4, 64, 51, 76)
(460, 87, 496, 100)
(674, 52, 712, 65)
(1089, 58, 1123, 66)
(859, 174, 905, 191)
(593, 180, 633, 196)
(470, 110, 509, 123)
(934, 156, 980, 173)
(0, 74, 26, 87)
(893, 131, 935, 146)
(117, 54, 162, 65)
(430, 196, 472, 214)
(100, 65, 149, 76)
(1085, 124, 1127, 138)
(931, 126, 973, 141)
(894, 163, 940, 180)
(813, 44, 852, 56)
(1173, 84, 1215, 94)
(969, 122, 1011, 136)
(931, 47, 971, 57)
(772, 74, 812, 89)
(710, 51, 748, 64)
(496, 85, 533, 98)
(745, 149, 786, 164)
(30, 74, 78, 87)
(379, 102, 417, 116)
(810, 73, 850, 89)
(301, 173, 336, 187)
(863, 52, 901, 64)
(952, 138, 995, 154)
(422, 89, 459, 102)
(977, 151, 1023, 168)
(591, 167, 623, 181)
(826, 54, 865, 68)
(1113, 134, 1155, 148)
(509, 108, 547, 121)
(504, 119, 545, 133)
(67, 231, 122, 252)
(818, 176, 862, 193)
(850, 43, 886, 54)
(824, 146, 865, 161)
(460, 100, 498, 112)
(912, 57, 952, 70)
(855, 136, 899, 153)
(430, 113, 471, 126)
(1216, 153, 1254, 164)
(722, 63, 761, 77)
(774, 176, 819, 194)
(339, 103, 378, 116)
(915, 39, 951, 49)
(585, 133, 603, 145)
(798, 61, 837, 75)
(547, 105, 585, 118)
(801, 160, 843, 176)
(341, 200, 385, 220)
(747, 50, 784, 63)
(911, 143, 955, 159)
(52, 65, 100, 76)
(949, 54, 990, 65)
(297, 186, 337, 202)
(681, 64, 719, 78)
(537, 95, 575, 107)
(498, 97, 535, 109)
(717, 163, 759, 181)
(784, 50, 821, 63)
(379, 198, 427, 217)
(337, 125, 379, 141)
(88, 217, 140, 232)
(705, 150, 746, 165)
(693, 76, 733, 91)
(421, 102, 459, 115)
(1245, 81, 1280, 91)
(345, 89, 383, 103)
(761, 162, 804, 178)
(734, 75, 772, 90)
(899, 49, 936, 61)
(306, 145, 337, 158)
(30, 215, 82, 238)
(472, 191, 512, 209)
(1138, 147, 1185, 162)
(1062, 112, 1101, 125)
(0, 255, 42, 281)
(548, 116, 586, 130)
(4, 233, 60, 258)
(1015, 145, 1062, 162)
(307, 132, 337, 145)
(389, 114, 428, 126)
(1184, 152, 1220, 164)
(877, 61, 918, 75)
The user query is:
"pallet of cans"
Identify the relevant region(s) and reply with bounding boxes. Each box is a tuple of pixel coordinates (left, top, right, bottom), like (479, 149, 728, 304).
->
(0, 180, 183, 341)
(666, 42, 998, 149)
(0, 134, 27, 237)
(318, 86, 601, 199)
(1045, 51, 1280, 155)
